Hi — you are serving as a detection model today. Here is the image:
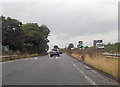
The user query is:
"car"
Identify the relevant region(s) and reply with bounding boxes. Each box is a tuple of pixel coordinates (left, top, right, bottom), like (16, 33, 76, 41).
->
(50, 49, 60, 57)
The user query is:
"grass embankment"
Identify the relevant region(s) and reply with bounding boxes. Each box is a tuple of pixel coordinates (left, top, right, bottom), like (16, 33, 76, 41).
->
(1, 54, 39, 62)
(71, 53, 119, 80)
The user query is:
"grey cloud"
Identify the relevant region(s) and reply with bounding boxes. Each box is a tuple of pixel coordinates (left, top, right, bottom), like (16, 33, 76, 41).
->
(1, 0, 118, 49)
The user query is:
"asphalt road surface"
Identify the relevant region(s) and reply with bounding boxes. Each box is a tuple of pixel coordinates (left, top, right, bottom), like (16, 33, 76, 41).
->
(2, 54, 116, 85)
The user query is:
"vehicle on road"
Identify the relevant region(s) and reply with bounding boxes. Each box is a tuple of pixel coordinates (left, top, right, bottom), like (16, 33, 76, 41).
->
(50, 49, 60, 57)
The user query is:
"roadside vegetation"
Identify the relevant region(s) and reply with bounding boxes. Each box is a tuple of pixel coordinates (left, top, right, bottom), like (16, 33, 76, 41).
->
(66, 44, 119, 81)
(1, 54, 39, 62)
(1, 16, 50, 61)
(104, 42, 120, 54)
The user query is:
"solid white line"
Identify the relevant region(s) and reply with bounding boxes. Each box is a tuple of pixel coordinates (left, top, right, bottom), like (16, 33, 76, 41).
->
(24, 58, 28, 60)
(2, 61, 13, 64)
(2, 57, 39, 64)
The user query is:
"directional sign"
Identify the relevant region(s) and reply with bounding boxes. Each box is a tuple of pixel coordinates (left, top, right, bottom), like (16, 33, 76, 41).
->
(3, 45, 9, 53)
(78, 41, 83, 48)
(93, 40, 103, 47)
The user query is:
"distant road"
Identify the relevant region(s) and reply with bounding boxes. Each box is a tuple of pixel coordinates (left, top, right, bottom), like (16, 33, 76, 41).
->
(2, 54, 115, 85)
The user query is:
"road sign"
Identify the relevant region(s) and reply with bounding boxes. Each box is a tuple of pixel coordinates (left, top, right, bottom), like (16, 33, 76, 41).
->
(78, 41, 83, 48)
(96, 43, 104, 49)
(3, 45, 9, 53)
(93, 40, 102, 47)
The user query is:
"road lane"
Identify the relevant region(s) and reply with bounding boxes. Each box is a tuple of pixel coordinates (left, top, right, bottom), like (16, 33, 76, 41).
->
(2, 54, 115, 85)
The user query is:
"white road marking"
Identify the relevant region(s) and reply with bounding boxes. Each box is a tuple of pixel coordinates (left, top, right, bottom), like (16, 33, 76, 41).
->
(79, 69, 97, 86)
(58, 57, 61, 59)
(13, 60, 19, 62)
(2, 57, 40, 64)
(85, 76, 97, 86)
(80, 70, 85, 75)
(84, 65, 91, 69)
(2, 61, 13, 64)
(50, 58, 53, 59)
(83, 64, 113, 84)
(91, 70, 97, 74)
(24, 58, 28, 60)
(67, 57, 97, 86)
(91, 70, 114, 84)
(73, 64, 76, 67)
(50, 57, 62, 60)
(34, 57, 38, 60)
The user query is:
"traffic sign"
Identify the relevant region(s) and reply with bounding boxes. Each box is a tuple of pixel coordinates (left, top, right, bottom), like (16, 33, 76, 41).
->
(78, 41, 83, 48)
(3, 45, 9, 53)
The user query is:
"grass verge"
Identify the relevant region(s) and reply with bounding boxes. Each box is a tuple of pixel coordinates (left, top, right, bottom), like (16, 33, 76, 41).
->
(1, 54, 39, 62)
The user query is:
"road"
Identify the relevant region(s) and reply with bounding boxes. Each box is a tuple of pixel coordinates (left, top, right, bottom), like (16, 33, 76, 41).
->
(2, 54, 116, 85)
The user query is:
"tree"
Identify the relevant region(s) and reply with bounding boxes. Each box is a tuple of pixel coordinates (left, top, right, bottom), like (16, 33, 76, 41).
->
(1, 16, 50, 54)
(39, 25, 50, 38)
(22, 23, 50, 54)
(39, 25, 50, 52)
(54, 45, 59, 49)
(2, 16, 23, 51)
(68, 43, 74, 50)
(104, 42, 120, 53)
(84, 46, 89, 49)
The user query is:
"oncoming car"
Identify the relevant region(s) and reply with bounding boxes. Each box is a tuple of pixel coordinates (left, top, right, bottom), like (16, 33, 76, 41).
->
(50, 49, 60, 57)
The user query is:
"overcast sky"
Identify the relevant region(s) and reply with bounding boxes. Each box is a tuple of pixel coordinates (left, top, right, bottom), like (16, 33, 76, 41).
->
(1, 0, 119, 50)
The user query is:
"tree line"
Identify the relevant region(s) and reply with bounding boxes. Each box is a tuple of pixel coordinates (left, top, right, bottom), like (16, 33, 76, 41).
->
(65, 42, 120, 54)
(104, 42, 120, 53)
(1, 16, 50, 54)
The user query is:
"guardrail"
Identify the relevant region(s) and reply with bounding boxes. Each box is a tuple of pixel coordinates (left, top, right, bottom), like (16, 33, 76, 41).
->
(103, 52, 120, 57)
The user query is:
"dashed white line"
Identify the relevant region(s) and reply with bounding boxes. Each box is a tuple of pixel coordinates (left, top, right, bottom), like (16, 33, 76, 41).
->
(78, 68, 98, 86)
(67, 57, 97, 86)
(34, 57, 38, 60)
(83, 64, 114, 84)
(73, 64, 76, 67)
(84, 65, 91, 69)
(85, 76, 97, 86)
(50, 58, 53, 59)
(91, 70, 97, 74)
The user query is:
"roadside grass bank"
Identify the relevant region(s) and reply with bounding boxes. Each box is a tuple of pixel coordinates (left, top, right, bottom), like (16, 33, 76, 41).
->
(70, 53, 119, 81)
(1, 53, 48, 62)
